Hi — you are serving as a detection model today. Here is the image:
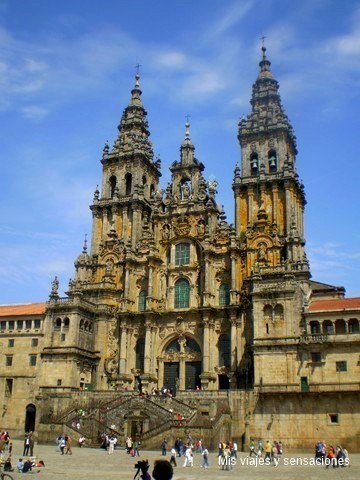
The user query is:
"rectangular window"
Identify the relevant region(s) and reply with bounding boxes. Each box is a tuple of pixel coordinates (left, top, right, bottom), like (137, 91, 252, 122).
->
(5, 379, 13, 397)
(29, 355, 37, 366)
(8, 339, 14, 348)
(5, 356, 13, 367)
(16, 320, 23, 330)
(311, 352, 322, 363)
(61, 333, 66, 342)
(336, 361, 347, 372)
(34, 319, 41, 329)
(8, 321, 14, 330)
(0, 321, 6, 330)
(57, 379, 62, 386)
(31, 338, 38, 347)
(175, 243, 190, 265)
(25, 320, 32, 329)
(301, 376, 309, 392)
(329, 413, 339, 424)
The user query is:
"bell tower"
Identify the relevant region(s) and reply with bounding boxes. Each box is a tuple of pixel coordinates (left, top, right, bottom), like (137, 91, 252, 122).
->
(233, 45, 309, 277)
(90, 72, 161, 256)
(233, 47, 311, 390)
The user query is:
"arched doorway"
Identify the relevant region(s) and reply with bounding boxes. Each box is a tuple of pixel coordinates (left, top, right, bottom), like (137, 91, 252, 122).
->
(25, 404, 36, 432)
(163, 336, 202, 391)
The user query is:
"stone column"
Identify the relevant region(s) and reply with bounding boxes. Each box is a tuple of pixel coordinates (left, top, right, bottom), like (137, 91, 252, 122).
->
(178, 336, 186, 390)
(124, 267, 130, 298)
(122, 208, 128, 242)
(231, 316, 237, 371)
(119, 322, 127, 374)
(272, 184, 278, 225)
(158, 357, 164, 388)
(209, 322, 215, 371)
(248, 187, 254, 224)
(285, 181, 292, 235)
(131, 207, 142, 248)
(150, 326, 157, 374)
(148, 266, 153, 298)
(203, 319, 210, 372)
(144, 322, 151, 373)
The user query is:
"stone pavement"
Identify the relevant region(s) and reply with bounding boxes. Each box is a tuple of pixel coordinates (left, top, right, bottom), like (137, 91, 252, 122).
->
(3, 439, 359, 480)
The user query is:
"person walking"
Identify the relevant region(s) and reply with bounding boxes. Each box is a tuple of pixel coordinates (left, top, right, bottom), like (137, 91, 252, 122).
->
(161, 439, 167, 456)
(201, 446, 209, 468)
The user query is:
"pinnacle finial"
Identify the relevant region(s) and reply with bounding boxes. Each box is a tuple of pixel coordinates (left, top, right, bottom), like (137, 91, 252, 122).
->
(134, 63, 141, 87)
(82, 234, 88, 253)
(185, 115, 191, 140)
(258, 36, 273, 79)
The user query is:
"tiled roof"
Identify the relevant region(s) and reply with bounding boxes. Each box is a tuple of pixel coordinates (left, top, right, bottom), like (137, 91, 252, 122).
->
(0, 302, 46, 317)
(308, 298, 360, 312)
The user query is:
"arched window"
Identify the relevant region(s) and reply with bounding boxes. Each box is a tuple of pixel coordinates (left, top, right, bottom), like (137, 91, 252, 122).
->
(219, 334, 231, 367)
(109, 175, 117, 198)
(274, 304, 284, 322)
(323, 320, 334, 335)
(268, 150, 277, 171)
(250, 153, 258, 174)
(175, 278, 190, 309)
(175, 243, 190, 266)
(63, 318, 70, 329)
(138, 291, 147, 312)
(125, 173, 132, 195)
(310, 321, 320, 334)
(150, 184, 155, 198)
(348, 318, 359, 334)
(135, 338, 145, 371)
(335, 319, 346, 335)
(219, 284, 230, 306)
(54, 318, 61, 329)
(264, 305, 273, 322)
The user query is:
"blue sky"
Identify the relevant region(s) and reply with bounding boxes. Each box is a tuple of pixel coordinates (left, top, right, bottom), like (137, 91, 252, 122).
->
(0, 0, 359, 303)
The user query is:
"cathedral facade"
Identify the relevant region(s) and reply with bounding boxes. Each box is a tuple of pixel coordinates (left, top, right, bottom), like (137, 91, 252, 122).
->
(1, 48, 359, 450)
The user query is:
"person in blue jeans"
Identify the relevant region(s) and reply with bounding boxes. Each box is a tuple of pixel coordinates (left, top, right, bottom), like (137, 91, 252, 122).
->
(201, 447, 209, 468)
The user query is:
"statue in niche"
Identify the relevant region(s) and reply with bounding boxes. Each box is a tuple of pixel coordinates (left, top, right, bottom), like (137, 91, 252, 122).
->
(162, 224, 170, 240)
(105, 260, 113, 275)
(197, 221, 205, 236)
(257, 243, 268, 263)
(181, 181, 191, 200)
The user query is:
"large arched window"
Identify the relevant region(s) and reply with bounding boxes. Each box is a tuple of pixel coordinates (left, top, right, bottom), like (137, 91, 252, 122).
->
(125, 173, 132, 195)
(349, 318, 359, 334)
(175, 278, 190, 309)
(335, 319, 346, 335)
(175, 243, 190, 266)
(274, 304, 284, 322)
(323, 320, 334, 335)
(310, 321, 320, 334)
(135, 338, 145, 371)
(250, 153, 258, 174)
(138, 291, 147, 312)
(219, 334, 231, 367)
(219, 284, 230, 306)
(268, 150, 277, 172)
(109, 175, 117, 198)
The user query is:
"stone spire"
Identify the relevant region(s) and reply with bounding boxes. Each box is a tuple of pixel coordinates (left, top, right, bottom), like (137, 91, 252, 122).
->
(180, 119, 195, 165)
(112, 73, 155, 163)
(238, 45, 297, 155)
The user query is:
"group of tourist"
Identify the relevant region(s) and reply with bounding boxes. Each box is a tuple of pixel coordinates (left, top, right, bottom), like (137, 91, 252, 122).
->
(249, 439, 283, 461)
(159, 437, 210, 469)
(315, 441, 350, 467)
(56, 433, 72, 455)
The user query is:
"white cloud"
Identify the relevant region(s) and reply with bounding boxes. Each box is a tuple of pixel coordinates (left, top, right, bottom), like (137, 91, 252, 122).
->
(211, 0, 254, 37)
(21, 105, 49, 119)
(154, 51, 187, 68)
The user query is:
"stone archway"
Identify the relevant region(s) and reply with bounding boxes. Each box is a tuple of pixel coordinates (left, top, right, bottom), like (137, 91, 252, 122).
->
(162, 335, 202, 391)
(25, 403, 36, 433)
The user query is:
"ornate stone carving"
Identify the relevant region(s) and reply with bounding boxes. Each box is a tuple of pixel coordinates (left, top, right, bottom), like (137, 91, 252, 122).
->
(173, 215, 191, 236)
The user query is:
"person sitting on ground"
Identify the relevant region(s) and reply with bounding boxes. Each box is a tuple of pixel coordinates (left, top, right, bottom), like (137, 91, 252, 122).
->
(22, 458, 33, 473)
(35, 460, 45, 468)
(152, 460, 173, 480)
(17, 458, 24, 472)
(3, 456, 14, 472)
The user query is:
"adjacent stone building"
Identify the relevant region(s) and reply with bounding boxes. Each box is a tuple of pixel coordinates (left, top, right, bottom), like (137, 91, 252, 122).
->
(1, 47, 359, 450)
